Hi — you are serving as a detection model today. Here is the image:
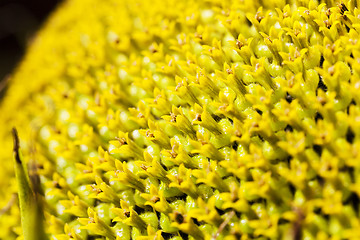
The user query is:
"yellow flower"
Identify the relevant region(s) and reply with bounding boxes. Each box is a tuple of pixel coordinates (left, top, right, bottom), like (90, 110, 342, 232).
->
(1, 0, 360, 239)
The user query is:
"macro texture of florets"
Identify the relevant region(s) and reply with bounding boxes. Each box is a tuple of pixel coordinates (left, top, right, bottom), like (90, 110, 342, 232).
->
(1, 0, 360, 239)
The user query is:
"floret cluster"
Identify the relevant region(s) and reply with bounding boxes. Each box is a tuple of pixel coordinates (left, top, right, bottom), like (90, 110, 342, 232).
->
(1, 0, 360, 239)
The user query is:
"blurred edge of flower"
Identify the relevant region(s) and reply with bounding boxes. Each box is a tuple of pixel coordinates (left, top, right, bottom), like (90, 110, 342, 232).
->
(0, 0, 61, 98)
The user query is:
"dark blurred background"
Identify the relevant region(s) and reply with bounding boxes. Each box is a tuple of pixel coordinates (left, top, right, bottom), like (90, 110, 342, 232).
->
(0, 0, 61, 96)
